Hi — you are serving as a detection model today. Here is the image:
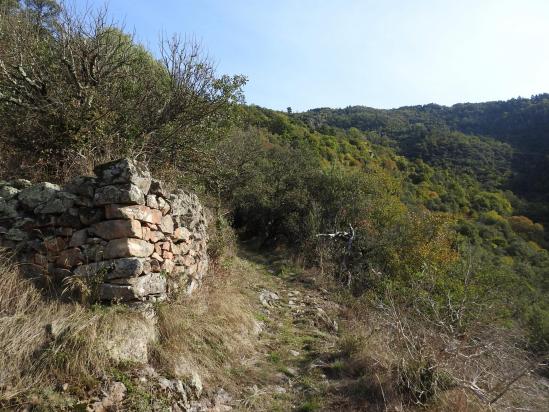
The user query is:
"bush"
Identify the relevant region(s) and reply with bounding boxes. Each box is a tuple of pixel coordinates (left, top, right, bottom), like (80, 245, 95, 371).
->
(0, 1, 245, 181)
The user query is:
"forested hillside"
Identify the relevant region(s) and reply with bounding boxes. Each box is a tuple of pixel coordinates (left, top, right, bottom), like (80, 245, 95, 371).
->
(232, 104, 549, 353)
(296, 97, 549, 223)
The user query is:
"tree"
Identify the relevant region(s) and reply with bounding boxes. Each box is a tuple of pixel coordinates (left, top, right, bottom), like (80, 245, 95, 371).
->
(0, 1, 246, 180)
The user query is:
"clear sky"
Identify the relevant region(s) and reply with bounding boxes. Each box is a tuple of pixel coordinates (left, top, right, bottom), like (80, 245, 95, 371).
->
(95, 0, 549, 112)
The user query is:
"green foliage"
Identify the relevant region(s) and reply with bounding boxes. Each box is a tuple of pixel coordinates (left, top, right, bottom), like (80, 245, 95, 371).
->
(223, 105, 549, 353)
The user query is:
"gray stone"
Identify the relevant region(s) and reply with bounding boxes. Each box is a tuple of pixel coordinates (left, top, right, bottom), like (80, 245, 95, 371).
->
(10, 179, 32, 189)
(168, 197, 187, 217)
(0, 198, 18, 218)
(94, 184, 145, 206)
(106, 382, 126, 404)
(104, 238, 154, 259)
(173, 227, 192, 242)
(56, 208, 83, 229)
(101, 314, 157, 363)
(148, 231, 165, 242)
(187, 372, 203, 399)
(5, 228, 27, 242)
(0, 186, 19, 199)
(69, 229, 88, 247)
(98, 284, 133, 301)
(81, 243, 106, 262)
(74, 257, 149, 280)
(105, 204, 162, 224)
(110, 272, 166, 289)
(157, 196, 170, 214)
(186, 278, 199, 295)
(149, 179, 168, 197)
(172, 379, 189, 404)
(159, 215, 174, 234)
(18, 182, 61, 209)
(34, 192, 77, 214)
(158, 377, 173, 390)
(63, 176, 96, 198)
(100, 273, 166, 300)
(94, 159, 152, 194)
(259, 290, 280, 307)
(79, 207, 104, 225)
(146, 195, 159, 209)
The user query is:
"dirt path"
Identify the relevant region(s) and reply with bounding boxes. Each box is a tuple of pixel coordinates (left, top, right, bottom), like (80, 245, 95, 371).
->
(232, 249, 346, 411)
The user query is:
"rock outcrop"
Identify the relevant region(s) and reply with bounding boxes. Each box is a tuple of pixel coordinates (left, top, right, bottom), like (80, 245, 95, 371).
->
(0, 159, 208, 302)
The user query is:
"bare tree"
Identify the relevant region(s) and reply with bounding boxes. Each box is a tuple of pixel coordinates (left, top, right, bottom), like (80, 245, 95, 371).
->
(0, 1, 246, 180)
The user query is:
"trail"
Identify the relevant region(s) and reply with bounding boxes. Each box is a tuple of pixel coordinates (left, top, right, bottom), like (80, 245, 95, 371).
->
(232, 248, 348, 411)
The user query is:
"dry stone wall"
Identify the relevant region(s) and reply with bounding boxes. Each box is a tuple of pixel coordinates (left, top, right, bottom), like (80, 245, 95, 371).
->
(0, 159, 208, 302)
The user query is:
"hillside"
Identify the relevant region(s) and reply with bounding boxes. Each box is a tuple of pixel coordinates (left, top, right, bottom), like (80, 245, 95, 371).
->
(297, 96, 549, 221)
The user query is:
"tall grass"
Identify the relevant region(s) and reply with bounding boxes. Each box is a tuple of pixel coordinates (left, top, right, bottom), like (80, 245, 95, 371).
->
(0, 250, 137, 401)
(153, 256, 258, 388)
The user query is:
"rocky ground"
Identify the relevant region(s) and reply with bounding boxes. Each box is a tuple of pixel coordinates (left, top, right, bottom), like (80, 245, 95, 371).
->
(107, 248, 345, 412)
(10, 247, 347, 412)
(220, 248, 346, 411)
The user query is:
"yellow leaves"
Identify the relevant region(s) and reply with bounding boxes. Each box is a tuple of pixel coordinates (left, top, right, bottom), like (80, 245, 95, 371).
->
(501, 256, 515, 266)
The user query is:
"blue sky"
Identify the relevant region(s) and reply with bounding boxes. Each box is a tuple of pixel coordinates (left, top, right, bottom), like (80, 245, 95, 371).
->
(95, 0, 549, 111)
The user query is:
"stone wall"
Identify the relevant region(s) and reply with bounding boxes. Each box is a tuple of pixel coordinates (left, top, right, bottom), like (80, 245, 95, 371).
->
(0, 159, 208, 302)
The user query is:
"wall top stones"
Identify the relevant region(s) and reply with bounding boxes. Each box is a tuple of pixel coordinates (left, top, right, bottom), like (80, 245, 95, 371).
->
(0, 159, 209, 303)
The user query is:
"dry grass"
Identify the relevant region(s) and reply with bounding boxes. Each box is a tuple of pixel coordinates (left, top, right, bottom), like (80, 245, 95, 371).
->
(152, 256, 259, 389)
(0, 242, 261, 406)
(0, 249, 144, 404)
(333, 296, 549, 411)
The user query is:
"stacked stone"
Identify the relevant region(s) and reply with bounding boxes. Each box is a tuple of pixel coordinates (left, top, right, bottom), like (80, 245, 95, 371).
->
(0, 159, 208, 303)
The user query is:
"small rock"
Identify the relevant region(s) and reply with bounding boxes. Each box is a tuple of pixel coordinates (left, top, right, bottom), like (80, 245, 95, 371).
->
(34, 192, 76, 214)
(160, 215, 174, 234)
(5, 228, 27, 242)
(273, 386, 286, 394)
(173, 226, 191, 241)
(284, 367, 298, 377)
(100, 273, 166, 301)
(0, 198, 18, 218)
(79, 207, 104, 225)
(146, 194, 159, 209)
(259, 290, 279, 307)
(158, 376, 172, 390)
(188, 371, 203, 399)
(10, 179, 32, 189)
(149, 179, 168, 197)
(107, 381, 126, 403)
(70, 228, 88, 247)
